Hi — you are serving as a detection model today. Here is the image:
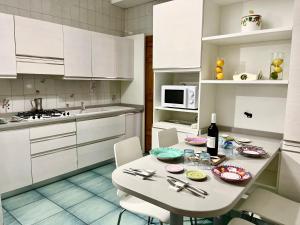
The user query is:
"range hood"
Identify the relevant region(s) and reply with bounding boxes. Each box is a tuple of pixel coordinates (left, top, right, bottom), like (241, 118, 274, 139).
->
(111, 0, 154, 8)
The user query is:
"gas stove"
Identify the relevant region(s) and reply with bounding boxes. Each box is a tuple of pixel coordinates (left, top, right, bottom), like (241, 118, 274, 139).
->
(16, 109, 70, 121)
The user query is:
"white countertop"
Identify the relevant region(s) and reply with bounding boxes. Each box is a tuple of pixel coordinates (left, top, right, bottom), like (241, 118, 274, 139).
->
(112, 133, 281, 218)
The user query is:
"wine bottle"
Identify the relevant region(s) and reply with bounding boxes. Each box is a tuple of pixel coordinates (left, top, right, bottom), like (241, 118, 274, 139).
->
(207, 113, 219, 156)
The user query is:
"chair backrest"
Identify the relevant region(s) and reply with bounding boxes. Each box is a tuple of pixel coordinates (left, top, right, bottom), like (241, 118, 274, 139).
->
(158, 128, 179, 147)
(114, 136, 143, 167)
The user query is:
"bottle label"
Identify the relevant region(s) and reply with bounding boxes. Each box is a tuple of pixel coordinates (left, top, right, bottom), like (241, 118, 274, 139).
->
(207, 137, 216, 148)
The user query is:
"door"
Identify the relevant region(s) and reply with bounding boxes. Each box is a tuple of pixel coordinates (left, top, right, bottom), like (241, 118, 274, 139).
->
(15, 16, 63, 58)
(115, 37, 134, 79)
(64, 26, 92, 78)
(284, 0, 300, 142)
(0, 129, 32, 193)
(0, 13, 16, 78)
(145, 36, 154, 151)
(153, 0, 203, 70)
(92, 32, 116, 78)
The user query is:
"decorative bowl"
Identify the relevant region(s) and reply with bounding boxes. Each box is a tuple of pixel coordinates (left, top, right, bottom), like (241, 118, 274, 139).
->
(150, 148, 184, 161)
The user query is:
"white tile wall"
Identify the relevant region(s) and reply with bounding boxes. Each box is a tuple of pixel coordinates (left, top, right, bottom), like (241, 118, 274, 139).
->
(0, 77, 121, 112)
(0, 0, 125, 36)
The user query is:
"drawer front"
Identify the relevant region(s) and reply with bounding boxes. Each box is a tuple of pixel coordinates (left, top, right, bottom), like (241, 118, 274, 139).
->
(31, 135, 76, 156)
(32, 148, 77, 183)
(78, 137, 123, 169)
(77, 115, 125, 144)
(30, 122, 76, 140)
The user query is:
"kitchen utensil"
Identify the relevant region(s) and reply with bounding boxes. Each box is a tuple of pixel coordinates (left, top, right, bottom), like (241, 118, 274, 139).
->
(212, 165, 252, 183)
(31, 98, 43, 111)
(150, 148, 184, 161)
(166, 179, 205, 198)
(123, 169, 155, 180)
(236, 146, 268, 158)
(186, 170, 207, 181)
(185, 137, 207, 146)
(167, 176, 208, 196)
(166, 165, 184, 174)
(241, 10, 262, 32)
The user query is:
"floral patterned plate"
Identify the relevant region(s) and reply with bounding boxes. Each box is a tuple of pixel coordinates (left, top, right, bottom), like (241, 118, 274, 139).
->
(212, 165, 252, 184)
(236, 146, 268, 158)
(185, 137, 207, 146)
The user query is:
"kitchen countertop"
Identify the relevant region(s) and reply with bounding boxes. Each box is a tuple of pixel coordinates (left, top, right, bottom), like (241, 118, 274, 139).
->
(0, 104, 144, 132)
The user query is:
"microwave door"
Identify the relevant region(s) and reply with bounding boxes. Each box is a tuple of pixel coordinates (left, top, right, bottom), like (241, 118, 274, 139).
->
(163, 89, 186, 108)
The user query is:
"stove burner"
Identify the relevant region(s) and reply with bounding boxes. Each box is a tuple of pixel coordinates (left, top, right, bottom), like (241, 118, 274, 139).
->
(16, 109, 66, 120)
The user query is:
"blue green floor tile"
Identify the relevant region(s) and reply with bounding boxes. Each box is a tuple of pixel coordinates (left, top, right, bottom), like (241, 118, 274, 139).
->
(76, 176, 114, 195)
(34, 211, 86, 225)
(10, 199, 63, 225)
(97, 187, 119, 205)
(47, 186, 94, 209)
(67, 171, 99, 186)
(67, 196, 117, 224)
(92, 163, 116, 178)
(3, 211, 21, 225)
(37, 180, 75, 197)
(2, 191, 43, 211)
(90, 208, 146, 225)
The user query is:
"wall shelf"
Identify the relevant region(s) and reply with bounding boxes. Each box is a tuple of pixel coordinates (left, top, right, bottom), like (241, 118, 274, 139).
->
(201, 80, 289, 85)
(155, 106, 199, 114)
(202, 27, 292, 46)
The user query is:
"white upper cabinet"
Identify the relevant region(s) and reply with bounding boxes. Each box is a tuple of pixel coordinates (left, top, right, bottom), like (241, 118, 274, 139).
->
(0, 13, 16, 78)
(92, 32, 116, 78)
(153, 0, 203, 70)
(15, 16, 63, 59)
(64, 26, 92, 79)
(115, 37, 134, 79)
(284, 0, 300, 142)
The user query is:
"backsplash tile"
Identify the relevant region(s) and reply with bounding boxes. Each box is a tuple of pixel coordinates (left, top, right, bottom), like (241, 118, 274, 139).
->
(0, 78, 121, 113)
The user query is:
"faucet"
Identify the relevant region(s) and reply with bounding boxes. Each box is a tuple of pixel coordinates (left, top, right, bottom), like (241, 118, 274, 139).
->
(80, 101, 86, 111)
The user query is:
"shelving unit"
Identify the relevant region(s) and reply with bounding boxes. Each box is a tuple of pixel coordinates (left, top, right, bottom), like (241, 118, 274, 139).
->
(201, 80, 289, 85)
(154, 106, 199, 114)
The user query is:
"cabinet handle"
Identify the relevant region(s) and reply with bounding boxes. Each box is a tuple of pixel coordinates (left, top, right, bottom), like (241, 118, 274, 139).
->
(31, 145, 76, 158)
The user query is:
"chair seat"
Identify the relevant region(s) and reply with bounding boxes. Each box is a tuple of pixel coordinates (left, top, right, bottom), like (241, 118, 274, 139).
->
(120, 195, 170, 223)
(239, 188, 300, 225)
(228, 218, 254, 225)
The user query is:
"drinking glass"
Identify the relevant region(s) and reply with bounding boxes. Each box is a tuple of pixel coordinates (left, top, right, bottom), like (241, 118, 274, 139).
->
(270, 52, 284, 80)
(199, 152, 211, 170)
(184, 149, 195, 167)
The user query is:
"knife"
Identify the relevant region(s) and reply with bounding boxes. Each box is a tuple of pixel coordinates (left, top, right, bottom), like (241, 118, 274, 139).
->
(167, 176, 208, 196)
(167, 179, 205, 198)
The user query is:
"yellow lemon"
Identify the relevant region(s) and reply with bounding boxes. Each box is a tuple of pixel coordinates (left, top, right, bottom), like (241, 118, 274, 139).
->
(272, 58, 283, 66)
(216, 73, 224, 80)
(274, 66, 283, 73)
(215, 66, 223, 73)
(216, 59, 224, 67)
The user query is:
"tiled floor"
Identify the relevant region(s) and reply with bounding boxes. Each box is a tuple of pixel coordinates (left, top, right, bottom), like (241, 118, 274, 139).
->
(2, 163, 215, 225)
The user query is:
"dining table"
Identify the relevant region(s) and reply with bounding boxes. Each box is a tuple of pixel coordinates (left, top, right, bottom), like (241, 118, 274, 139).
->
(112, 133, 281, 225)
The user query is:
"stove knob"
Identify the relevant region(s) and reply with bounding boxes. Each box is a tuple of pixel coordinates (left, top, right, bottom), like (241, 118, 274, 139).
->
(37, 115, 41, 119)
(32, 116, 35, 119)
(63, 112, 66, 116)
(67, 112, 70, 116)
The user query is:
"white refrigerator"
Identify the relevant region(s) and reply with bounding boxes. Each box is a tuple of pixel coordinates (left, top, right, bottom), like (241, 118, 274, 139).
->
(279, 0, 300, 202)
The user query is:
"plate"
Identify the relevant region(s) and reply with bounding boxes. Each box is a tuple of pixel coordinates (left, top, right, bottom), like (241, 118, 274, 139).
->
(166, 164, 184, 174)
(150, 148, 184, 161)
(237, 138, 251, 143)
(185, 137, 207, 146)
(236, 146, 267, 158)
(186, 170, 207, 181)
(212, 165, 252, 183)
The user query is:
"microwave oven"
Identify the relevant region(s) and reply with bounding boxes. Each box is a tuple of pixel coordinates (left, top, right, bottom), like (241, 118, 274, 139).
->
(161, 85, 198, 109)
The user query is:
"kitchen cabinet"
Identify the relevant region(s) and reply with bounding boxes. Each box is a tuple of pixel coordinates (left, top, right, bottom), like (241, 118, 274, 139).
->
(92, 33, 116, 79)
(78, 137, 122, 168)
(32, 148, 77, 183)
(115, 37, 134, 79)
(153, 0, 203, 70)
(77, 115, 125, 144)
(0, 13, 16, 78)
(125, 113, 142, 140)
(0, 129, 32, 193)
(63, 26, 92, 79)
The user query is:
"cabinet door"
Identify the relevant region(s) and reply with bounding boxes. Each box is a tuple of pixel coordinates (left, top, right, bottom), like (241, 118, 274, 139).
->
(278, 151, 300, 202)
(15, 16, 63, 58)
(0, 129, 32, 193)
(153, 0, 203, 70)
(78, 137, 122, 168)
(284, 0, 300, 142)
(0, 13, 16, 78)
(92, 32, 116, 78)
(64, 26, 92, 78)
(125, 113, 142, 140)
(115, 37, 134, 79)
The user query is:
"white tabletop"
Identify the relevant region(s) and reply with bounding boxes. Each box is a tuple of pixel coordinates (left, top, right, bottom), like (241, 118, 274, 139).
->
(112, 133, 281, 218)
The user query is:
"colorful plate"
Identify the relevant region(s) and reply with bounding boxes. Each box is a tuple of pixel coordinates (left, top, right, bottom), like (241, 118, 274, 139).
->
(166, 164, 184, 174)
(212, 165, 252, 183)
(236, 138, 251, 143)
(186, 170, 207, 181)
(185, 137, 207, 146)
(236, 146, 267, 158)
(150, 148, 184, 161)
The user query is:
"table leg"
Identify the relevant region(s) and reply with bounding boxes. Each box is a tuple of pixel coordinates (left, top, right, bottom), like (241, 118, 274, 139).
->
(170, 212, 183, 225)
(213, 216, 225, 225)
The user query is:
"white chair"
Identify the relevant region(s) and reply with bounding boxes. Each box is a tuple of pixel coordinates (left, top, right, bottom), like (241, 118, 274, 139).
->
(158, 128, 179, 147)
(114, 137, 170, 225)
(239, 188, 300, 225)
(228, 218, 254, 225)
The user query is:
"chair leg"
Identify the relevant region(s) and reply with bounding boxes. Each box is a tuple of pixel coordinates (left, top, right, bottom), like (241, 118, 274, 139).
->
(194, 217, 197, 224)
(117, 209, 126, 225)
(160, 222, 163, 225)
(147, 217, 151, 225)
(190, 217, 194, 225)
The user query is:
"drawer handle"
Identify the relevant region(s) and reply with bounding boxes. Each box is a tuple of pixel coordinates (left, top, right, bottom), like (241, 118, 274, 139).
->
(31, 132, 76, 143)
(31, 145, 76, 158)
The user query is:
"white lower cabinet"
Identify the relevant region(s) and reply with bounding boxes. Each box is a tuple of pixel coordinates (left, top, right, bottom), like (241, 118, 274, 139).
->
(32, 148, 77, 183)
(0, 129, 32, 193)
(78, 137, 123, 169)
(125, 113, 142, 140)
